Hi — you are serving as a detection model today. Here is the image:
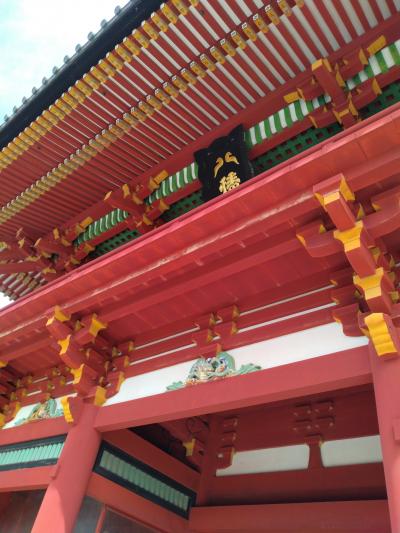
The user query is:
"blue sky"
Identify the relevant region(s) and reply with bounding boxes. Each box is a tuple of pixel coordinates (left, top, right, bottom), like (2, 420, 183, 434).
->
(0, 0, 123, 308)
(0, 0, 124, 121)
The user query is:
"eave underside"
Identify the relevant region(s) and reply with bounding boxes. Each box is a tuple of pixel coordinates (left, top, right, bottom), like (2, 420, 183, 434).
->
(0, 1, 399, 299)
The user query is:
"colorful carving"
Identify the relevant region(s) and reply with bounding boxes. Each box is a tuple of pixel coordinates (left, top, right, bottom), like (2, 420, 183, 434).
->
(14, 398, 63, 425)
(166, 352, 261, 391)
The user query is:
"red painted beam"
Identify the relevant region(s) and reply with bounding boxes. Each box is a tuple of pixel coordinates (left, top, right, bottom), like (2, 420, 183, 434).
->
(0, 417, 68, 446)
(95, 346, 371, 432)
(99, 233, 302, 324)
(0, 263, 43, 274)
(229, 388, 379, 451)
(86, 473, 188, 533)
(189, 500, 390, 532)
(0, 466, 53, 492)
(0, 335, 52, 364)
(208, 463, 385, 505)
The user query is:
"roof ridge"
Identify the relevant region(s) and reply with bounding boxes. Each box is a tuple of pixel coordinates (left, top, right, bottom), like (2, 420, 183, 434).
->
(0, 0, 162, 149)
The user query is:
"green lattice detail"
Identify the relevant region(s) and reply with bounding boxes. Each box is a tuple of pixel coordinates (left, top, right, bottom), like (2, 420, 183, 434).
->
(252, 123, 341, 174)
(0, 436, 65, 471)
(360, 80, 400, 119)
(90, 229, 139, 258)
(162, 190, 204, 222)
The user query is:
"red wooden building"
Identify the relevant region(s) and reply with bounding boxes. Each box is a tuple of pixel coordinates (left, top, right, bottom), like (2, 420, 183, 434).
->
(0, 0, 400, 531)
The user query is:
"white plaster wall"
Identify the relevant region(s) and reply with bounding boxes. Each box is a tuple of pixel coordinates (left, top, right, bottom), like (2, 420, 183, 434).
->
(216, 435, 383, 476)
(104, 322, 368, 406)
(321, 435, 382, 466)
(216, 445, 310, 476)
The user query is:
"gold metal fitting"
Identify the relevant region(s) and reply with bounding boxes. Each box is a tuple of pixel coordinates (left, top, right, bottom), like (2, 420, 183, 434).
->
(142, 20, 159, 40)
(48, 104, 65, 119)
(151, 12, 169, 32)
(243, 21, 258, 40)
(220, 38, 236, 56)
(75, 150, 91, 162)
(190, 61, 206, 78)
(69, 86, 85, 102)
(98, 59, 116, 77)
(82, 144, 97, 156)
(89, 138, 105, 151)
(210, 46, 226, 64)
(116, 118, 131, 132)
(30, 122, 47, 135)
(123, 112, 138, 126)
(123, 37, 140, 56)
(62, 92, 79, 108)
(155, 88, 171, 104)
(75, 80, 92, 96)
(147, 94, 163, 110)
(138, 101, 154, 115)
(163, 81, 179, 97)
(115, 44, 132, 62)
(171, 0, 188, 15)
(172, 75, 188, 91)
(108, 124, 125, 139)
(95, 133, 111, 147)
(106, 52, 124, 70)
(83, 72, 101, 89)
(130, 107, 147, 121)
(19, 132, 34, 146)
(133, 29, 150, 48)
(90, 67, 107, 84)
(231, 31, 246, 49)
(161, 3, 179, 23)
(265, 5, 280, 25)
(278, 0, 292, 16)
(181, 68, 197, 84)
(200, 53, 216, 71)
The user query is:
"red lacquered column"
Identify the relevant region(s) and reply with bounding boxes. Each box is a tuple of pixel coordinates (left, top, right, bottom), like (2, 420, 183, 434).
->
(369, 344, 400, 532)
(32, 403, 101, 533)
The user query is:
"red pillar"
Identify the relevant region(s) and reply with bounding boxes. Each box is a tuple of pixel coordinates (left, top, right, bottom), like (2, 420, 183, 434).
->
(369, 345, 400, 532)
(196, 416, 221, 506)
(32, 403, 101, 533)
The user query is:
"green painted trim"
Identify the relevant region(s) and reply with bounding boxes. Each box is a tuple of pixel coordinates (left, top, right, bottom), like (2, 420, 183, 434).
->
(347, 39, 400, 90)
(0, 435, 65, 471)
(94, 442, 196, 518)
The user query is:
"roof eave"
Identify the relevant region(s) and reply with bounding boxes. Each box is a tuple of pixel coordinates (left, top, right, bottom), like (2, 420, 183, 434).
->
(0, 0, 162, 150)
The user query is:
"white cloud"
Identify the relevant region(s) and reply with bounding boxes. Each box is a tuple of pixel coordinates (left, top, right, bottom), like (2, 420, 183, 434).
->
(0, 0, 124, 120)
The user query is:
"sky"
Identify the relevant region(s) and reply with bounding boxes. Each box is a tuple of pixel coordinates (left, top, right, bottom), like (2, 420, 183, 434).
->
(0, 0, 124, 121)
(0, 0, 123, 309)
